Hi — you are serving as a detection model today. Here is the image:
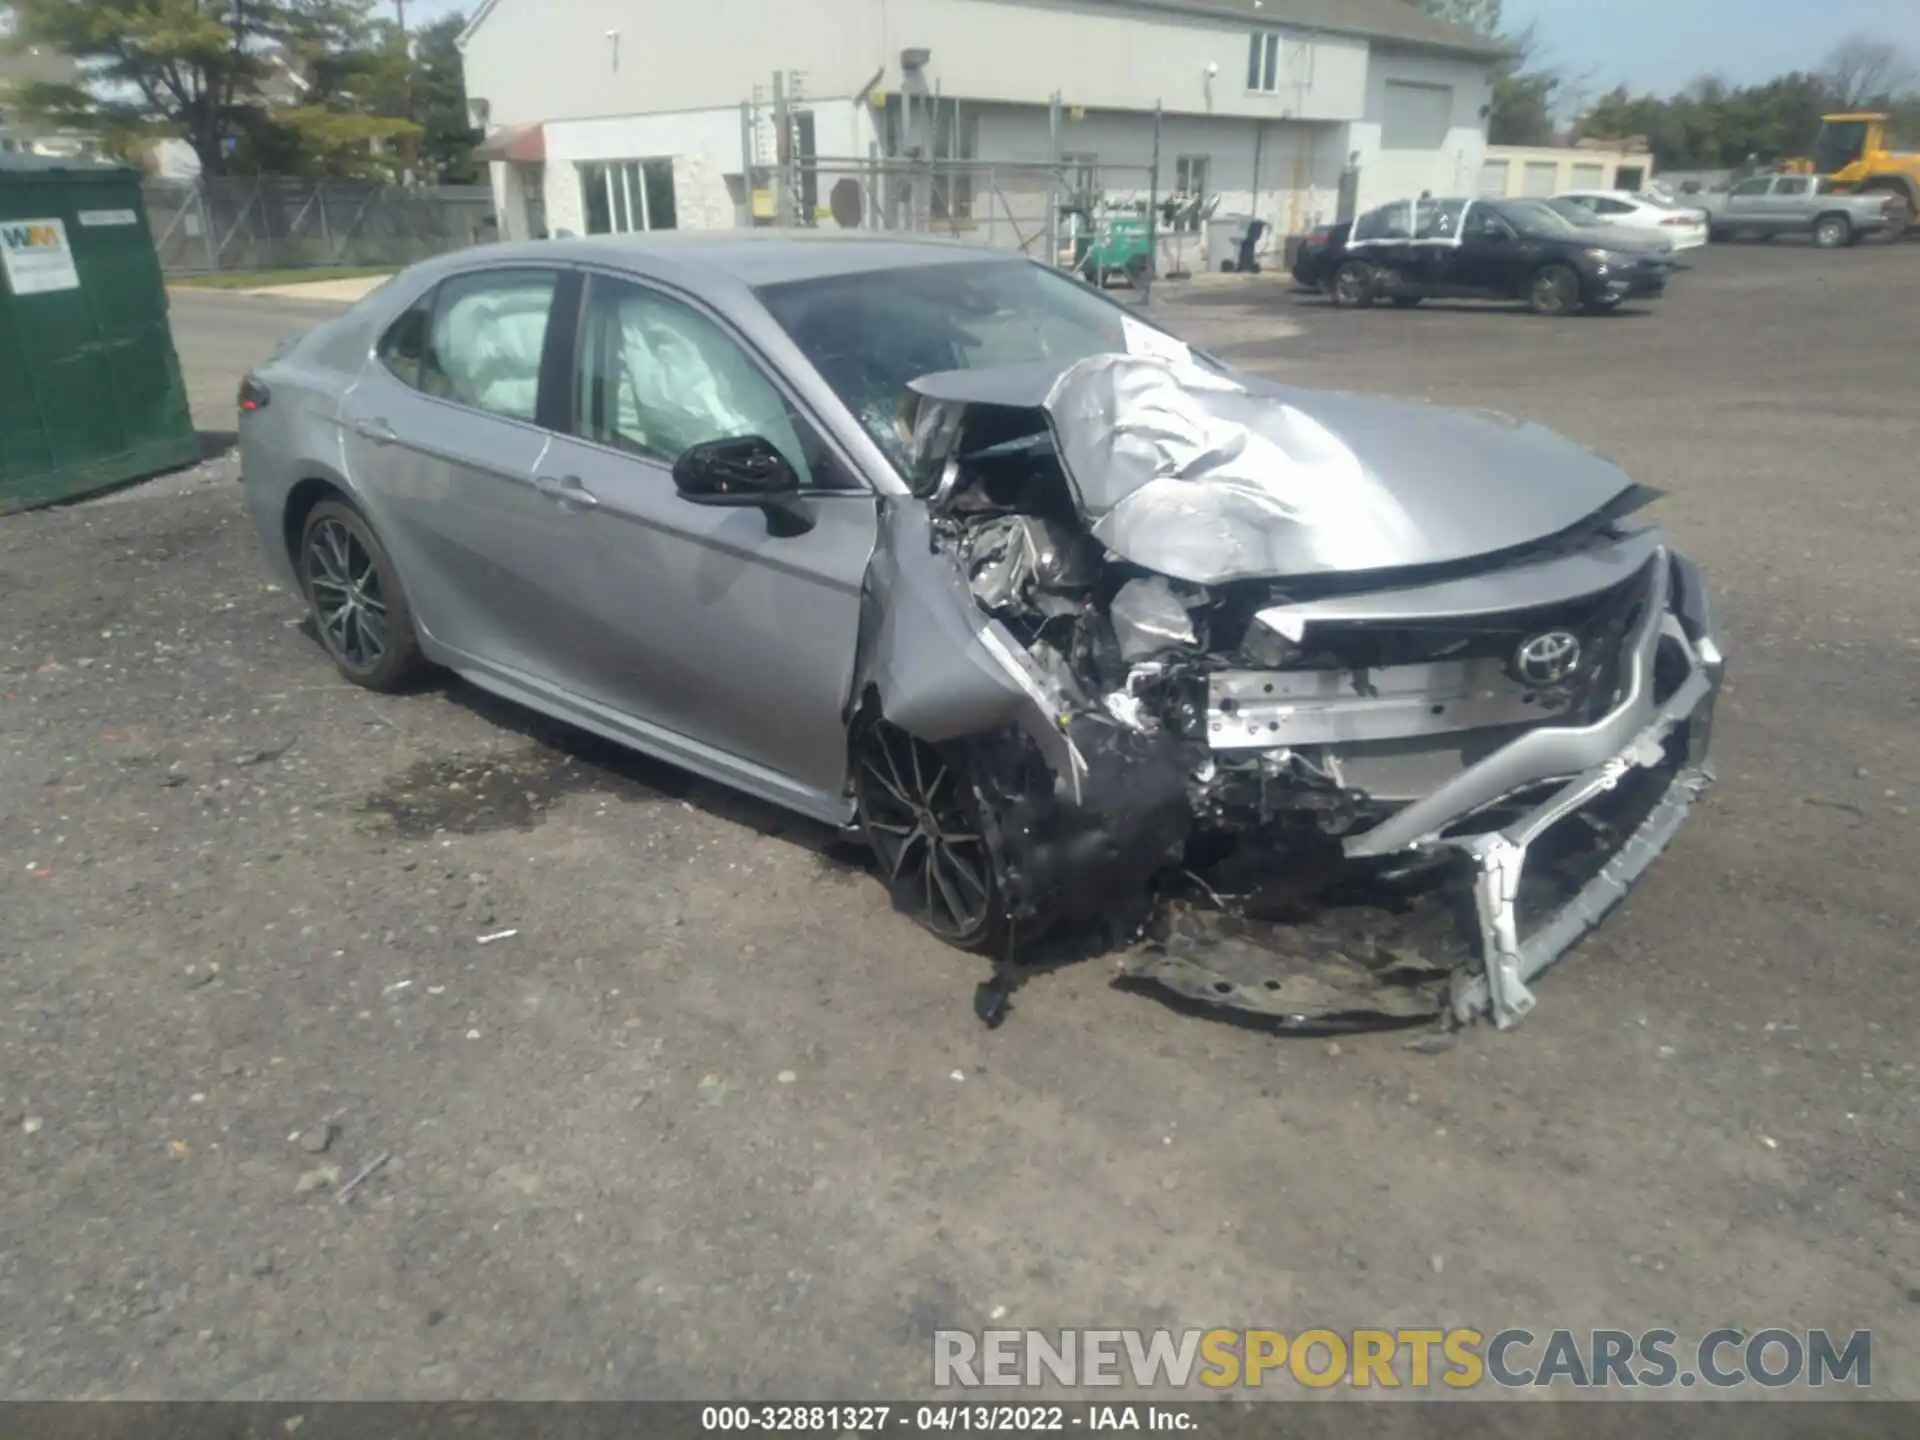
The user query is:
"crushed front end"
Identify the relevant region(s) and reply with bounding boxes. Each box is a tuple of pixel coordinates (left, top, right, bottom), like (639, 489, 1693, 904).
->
(868, 351, 1723, 1030)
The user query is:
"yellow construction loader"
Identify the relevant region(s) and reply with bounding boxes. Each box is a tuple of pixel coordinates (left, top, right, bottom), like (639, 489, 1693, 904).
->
(1781, 113, 1920, 236)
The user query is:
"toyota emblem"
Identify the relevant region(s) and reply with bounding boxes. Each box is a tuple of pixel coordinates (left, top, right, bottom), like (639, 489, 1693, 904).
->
(1514, 630, 1582, 686)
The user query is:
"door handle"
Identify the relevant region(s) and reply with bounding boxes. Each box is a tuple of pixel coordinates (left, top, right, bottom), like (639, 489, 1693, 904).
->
(353, 417, 397, 445)
(536, 474, 599, 510)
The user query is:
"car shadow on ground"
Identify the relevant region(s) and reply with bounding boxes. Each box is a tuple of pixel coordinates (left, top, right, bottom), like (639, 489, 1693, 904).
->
(294, 609, 874, 879)
(1290, 295, 1656, 319)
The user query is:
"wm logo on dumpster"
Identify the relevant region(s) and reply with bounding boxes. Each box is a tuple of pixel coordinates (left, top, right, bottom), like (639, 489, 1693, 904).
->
(1, 223, 64, 250)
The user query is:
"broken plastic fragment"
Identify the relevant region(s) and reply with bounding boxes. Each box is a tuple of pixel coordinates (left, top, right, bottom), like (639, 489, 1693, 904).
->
(1108, 576, 1200, 663)
(964, 515, 1094, 617)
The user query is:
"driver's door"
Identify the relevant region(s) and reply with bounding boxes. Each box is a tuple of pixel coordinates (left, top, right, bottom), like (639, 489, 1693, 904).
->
(528, 272, 877, 813)
(1450, 203, 1527, 297)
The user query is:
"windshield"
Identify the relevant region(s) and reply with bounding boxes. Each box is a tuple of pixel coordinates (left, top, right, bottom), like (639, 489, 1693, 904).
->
(1813, 121, 1869, 174)
(1491, 199, 1582, 236)
(758, 260, 1196, 472)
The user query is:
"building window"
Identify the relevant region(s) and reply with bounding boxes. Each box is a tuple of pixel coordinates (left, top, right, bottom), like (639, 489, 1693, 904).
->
(1246, 31, 1281, 92)
(580, 159, 678, 236)
(1172, 154, 1210, 232)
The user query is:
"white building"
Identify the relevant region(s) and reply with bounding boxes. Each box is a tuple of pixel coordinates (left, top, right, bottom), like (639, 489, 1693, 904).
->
(459, 0, 1500, 262)
(1479, 142, 1655, 199)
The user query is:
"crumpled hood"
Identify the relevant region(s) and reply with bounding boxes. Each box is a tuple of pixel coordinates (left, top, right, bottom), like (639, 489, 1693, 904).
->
(909, 354, 1637, 585)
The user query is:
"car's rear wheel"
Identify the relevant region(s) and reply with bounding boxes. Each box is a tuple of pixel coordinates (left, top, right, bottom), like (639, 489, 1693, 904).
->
(1527, 264, 1581, 317)
(298, 499, 423, 691)
(1811, 213, 1852, 249)
(853, 720, 1004, 953)
(1331, 260, 1376, 308)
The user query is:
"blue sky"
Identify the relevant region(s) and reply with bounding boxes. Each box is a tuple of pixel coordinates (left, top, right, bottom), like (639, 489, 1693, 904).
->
(405, 0, 1920, 98)
(1506, 0, 1920, 96)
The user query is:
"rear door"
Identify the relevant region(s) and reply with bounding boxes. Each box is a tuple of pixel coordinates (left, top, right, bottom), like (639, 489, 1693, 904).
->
(1347, 200, 1417, 293)
(339, 266, 568, 675)
(528, 270, 878, 807)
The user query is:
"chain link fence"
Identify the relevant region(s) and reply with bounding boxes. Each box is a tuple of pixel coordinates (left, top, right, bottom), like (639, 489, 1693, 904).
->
(761, 157, 1165, 296)
(143, 178, 498, 277)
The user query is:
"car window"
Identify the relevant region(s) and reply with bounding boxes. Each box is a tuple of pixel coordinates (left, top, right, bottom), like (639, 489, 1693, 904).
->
(398, 269, 559, 422)
(1351, 201, 1412, 242)
(1772, 177, 1810, 196)
(572, 274, 829, 489)
(1465, 204, 1517, 239)
(1730, 178, 1771, 197)
(756, 258, 1212, 476)
(1413, 197, 1466, 240)
(1588, 197, 1633, 215)
(378, 292, 434, 390)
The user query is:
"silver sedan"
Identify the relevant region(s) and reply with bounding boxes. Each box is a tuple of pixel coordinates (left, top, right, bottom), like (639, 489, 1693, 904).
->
(238, 234, 1724, 1029)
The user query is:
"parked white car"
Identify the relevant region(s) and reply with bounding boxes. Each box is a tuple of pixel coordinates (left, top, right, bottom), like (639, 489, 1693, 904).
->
(1553, 190, 1710, 251)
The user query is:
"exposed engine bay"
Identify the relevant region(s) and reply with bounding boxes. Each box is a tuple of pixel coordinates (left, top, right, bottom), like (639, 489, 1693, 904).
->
(862, 351, 1724, 1033)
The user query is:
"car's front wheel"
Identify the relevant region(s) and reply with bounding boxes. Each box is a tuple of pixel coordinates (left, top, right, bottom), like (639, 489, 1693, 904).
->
(298, 499, 424, 691)
(1527, 264, 1582, 317)
(1331, 260, 1376, 308)
(853, 720, 1005, 953)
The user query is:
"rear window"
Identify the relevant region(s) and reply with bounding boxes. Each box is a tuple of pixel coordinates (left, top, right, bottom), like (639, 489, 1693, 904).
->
(1352, 201, 1411, 242)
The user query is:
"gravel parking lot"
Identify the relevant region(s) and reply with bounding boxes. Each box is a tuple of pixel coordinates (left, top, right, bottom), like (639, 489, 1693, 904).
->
(1, 242, 1915, 1403)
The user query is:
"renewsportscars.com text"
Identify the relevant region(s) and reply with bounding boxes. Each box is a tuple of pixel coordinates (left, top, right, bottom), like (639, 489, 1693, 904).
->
(934, 1327, 1871, 1391)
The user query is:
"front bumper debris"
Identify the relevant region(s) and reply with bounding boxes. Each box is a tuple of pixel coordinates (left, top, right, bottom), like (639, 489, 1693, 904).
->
(1353, 546, 1724, 1028)
(1116, 547, 1723, 1033)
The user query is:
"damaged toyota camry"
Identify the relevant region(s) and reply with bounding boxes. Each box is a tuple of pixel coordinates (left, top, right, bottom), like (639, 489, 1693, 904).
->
(239, 234, 1723, 1031)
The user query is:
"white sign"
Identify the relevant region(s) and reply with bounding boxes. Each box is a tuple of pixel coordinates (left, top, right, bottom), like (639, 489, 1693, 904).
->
(0, 217, 81, 295)
(78, 209, 139, 228)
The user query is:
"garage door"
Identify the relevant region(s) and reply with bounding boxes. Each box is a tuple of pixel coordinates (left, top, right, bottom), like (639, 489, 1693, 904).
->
(1571, 162, 1606, 189)
(1381, 82, 1453, 150)
(1522, 160, 1557, 196)
(1478, 158, 1510, 195)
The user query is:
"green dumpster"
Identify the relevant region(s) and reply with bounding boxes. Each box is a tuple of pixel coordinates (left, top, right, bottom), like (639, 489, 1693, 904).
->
(0, 156, 200, 512)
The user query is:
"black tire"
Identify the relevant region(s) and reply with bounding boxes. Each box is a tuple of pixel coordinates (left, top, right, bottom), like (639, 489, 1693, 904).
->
(298, 498, 424, 692)
(853, 721, 1005, 954)
(1389, 295, 1424, 308)
(1527, 263, 1581, 317)
(1811, 214, 1851, 250)
(1331, 260, 1376, 309)
(1125, 253, 1153, 290)
(1709, 224, 1731, 243)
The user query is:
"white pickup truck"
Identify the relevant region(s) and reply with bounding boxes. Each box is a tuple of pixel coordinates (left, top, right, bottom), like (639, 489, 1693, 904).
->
(1699, 174, 1897, 247)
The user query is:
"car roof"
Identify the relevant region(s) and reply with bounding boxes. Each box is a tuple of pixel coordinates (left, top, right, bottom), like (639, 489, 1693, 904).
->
(426, 231, 1019, 288)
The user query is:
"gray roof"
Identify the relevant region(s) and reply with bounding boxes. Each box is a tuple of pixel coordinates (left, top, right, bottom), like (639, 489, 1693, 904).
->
(1076, 0, 1503, 58)
(461, 0, 1503, 62)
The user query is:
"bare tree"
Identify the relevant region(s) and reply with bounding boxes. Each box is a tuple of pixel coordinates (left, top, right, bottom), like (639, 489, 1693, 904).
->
(1822, 33, 1916, 108)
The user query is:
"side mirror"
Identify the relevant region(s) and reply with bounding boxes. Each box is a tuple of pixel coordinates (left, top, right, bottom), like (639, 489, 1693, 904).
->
(672, 435, 801, 505)
(671, 435, 813, 536)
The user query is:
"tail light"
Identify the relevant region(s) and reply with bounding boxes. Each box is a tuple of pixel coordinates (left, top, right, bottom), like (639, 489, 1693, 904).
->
(238, 376, 271, 413)
(1660, 215, 1692, 226)
(1306, 227, 1332, 245)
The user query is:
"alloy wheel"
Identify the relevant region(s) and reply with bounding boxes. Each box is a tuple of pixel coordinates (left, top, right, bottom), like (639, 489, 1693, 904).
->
(1334, 263, 1372, 307)
(305, 517, 389, 673)
(856, 724, 995, 942)
(1531, 267, 1577, 315)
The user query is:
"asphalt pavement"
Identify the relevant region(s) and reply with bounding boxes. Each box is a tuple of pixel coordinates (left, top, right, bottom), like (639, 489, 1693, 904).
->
(0, 243, 1915, 1403)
